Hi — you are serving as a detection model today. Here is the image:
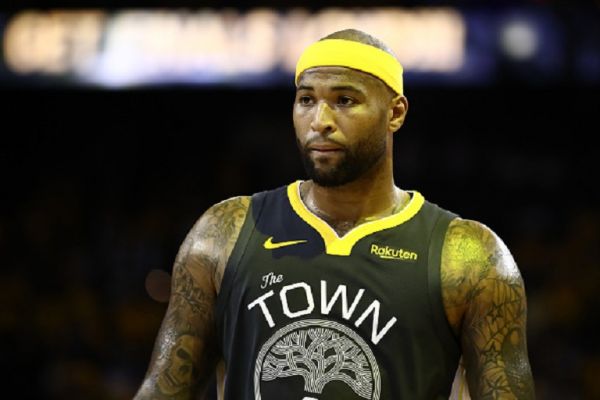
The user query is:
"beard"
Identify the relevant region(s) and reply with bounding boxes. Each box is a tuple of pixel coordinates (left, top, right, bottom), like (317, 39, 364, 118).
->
(297, 134, 386, 187)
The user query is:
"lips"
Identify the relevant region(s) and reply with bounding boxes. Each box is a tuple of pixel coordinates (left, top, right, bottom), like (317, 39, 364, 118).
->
(308, 142, 343, 152)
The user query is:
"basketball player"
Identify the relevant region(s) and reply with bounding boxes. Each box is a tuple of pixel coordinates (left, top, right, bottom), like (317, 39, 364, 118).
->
(134, 29, 535, 399)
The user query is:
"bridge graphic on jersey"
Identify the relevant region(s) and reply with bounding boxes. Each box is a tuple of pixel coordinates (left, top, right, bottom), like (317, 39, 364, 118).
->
(254, 319, 381, 400)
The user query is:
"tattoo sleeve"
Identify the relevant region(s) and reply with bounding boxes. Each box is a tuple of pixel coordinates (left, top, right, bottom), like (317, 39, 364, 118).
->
(441, 219, 535, 400)
(134, 196, 250, 400)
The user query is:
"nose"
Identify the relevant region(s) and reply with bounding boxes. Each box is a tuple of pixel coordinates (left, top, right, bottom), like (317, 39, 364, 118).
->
(310, 101, 336, 135)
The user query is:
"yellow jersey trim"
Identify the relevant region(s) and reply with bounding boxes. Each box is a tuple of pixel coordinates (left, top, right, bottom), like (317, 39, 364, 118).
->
(287, 181, 425, 256)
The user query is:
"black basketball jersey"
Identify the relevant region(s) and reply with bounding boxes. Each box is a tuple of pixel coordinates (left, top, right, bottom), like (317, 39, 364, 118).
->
(215, 181, 461, 399)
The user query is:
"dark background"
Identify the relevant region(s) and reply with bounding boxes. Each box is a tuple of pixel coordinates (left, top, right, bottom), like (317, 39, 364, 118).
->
(1, 1, 600, 399)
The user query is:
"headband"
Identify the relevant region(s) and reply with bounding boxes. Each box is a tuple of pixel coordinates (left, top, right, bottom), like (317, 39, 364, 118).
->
(295, 38, 404, 95)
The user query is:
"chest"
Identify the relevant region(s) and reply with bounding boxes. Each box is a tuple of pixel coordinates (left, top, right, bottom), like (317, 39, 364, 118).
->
(237, 228, 434, 346)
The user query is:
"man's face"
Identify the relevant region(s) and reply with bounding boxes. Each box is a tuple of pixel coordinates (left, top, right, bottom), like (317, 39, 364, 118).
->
(293, 66, 393, 187)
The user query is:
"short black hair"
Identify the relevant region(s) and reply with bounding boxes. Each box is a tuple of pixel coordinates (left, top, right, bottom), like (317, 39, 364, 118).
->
(320, 29, 395, 57)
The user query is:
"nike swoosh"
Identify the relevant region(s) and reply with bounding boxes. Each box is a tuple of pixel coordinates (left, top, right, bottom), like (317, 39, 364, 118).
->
(263, 236, 307, 250)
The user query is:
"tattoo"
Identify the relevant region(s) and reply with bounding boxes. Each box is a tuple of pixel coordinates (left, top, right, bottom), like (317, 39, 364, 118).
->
(155, 334, 201, 396)
(135, 196, 250, 400)
(174, 268, 211, 315)
(165, 264, 212, 333)
(441, 219, 535, 399)
(198, 196, 250, 292)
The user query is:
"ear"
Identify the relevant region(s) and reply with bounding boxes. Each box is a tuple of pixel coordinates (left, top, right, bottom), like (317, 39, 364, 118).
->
(388, 95, 408, 133)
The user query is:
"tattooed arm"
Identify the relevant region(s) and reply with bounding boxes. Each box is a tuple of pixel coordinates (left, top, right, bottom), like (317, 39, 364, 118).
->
(441, 219, 535, 399)
(134, 196, 250, 400)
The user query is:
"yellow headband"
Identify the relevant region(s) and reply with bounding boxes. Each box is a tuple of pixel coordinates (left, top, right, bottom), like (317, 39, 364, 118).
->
(295, 38, 404, 95)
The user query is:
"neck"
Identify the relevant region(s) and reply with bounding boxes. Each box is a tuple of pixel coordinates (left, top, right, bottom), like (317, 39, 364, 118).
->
(302, 156, 405, 226)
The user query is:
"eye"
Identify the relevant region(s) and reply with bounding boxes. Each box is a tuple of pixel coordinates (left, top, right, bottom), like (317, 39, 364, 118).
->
(338, 96, 356, 106)
(298, 95, 314, 106)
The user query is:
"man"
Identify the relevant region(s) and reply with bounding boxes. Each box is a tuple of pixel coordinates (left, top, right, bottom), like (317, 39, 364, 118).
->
(135, 29, 535, 399)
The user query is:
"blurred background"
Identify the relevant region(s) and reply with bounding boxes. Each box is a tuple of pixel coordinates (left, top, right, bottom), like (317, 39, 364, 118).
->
(1, 0, 599, 399)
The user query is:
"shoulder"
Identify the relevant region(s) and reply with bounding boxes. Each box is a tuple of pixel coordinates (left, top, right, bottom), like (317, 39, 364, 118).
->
(442, 218, 519, 281)
(184, 196, 251, 253)
(197, 196, 252, 231)
(195, 195, 252, 254)
(440, 218, 524, 333)
(176, 196, 251, 292)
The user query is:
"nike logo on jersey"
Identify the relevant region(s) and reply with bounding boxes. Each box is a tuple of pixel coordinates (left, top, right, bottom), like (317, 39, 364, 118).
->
(263, 236, 307, 249)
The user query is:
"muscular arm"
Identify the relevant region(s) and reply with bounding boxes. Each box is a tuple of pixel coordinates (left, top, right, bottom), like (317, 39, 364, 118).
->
(441, 219, 535, 399)
(134, 196, 250, 399)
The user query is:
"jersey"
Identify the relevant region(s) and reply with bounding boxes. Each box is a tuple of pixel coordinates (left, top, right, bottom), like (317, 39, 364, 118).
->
(215, 181, 462, 400)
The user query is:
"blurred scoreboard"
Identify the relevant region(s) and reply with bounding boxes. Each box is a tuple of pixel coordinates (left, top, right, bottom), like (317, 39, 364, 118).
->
(0, 7, 598, 88)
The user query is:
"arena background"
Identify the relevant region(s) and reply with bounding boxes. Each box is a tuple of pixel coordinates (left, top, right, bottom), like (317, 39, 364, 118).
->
(1, 1, 599, 399)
